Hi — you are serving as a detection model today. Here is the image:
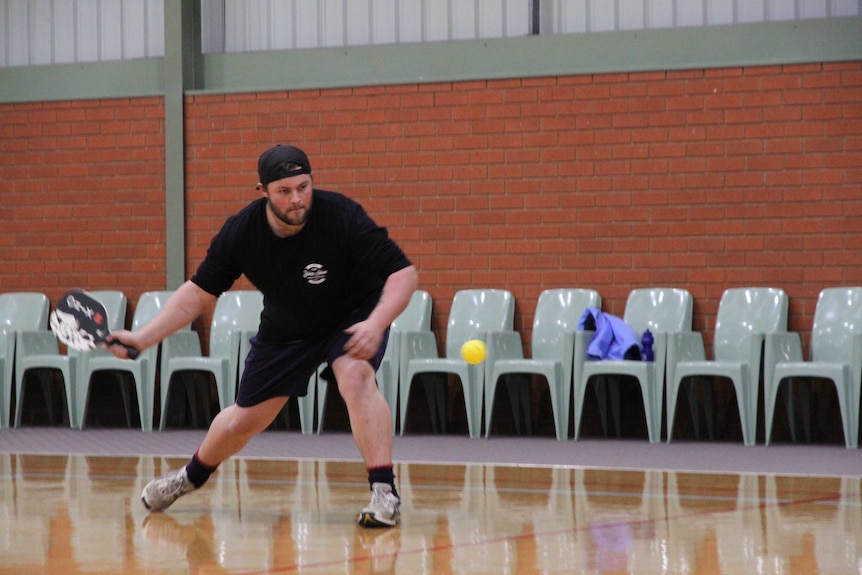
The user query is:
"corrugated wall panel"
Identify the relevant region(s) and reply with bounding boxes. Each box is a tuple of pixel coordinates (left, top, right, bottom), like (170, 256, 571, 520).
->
(77, 0, 100, 61)
(0, 0, 165, 66)
(0, 0, 859, 66)
(53, 0, 76, 63)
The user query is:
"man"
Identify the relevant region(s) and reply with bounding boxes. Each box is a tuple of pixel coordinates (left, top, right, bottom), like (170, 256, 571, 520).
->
(108, 144, 418, 528)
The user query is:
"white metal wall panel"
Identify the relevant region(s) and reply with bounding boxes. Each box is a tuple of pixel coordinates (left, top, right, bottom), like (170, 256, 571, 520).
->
(738, 0, 766, 23)
(645, 0, 675, 28)
(540, 0, 860, 34)
(201, 0, 225, 53)
(76, 0, 100, 62)
(801, 0, 830, 17)
(479, 0, 502, 38)
(147, 0, 164, 56)
(372, 0, 396, 44)
(591, 0, 616, 31)
(707, 0, 736, 25)
(619, 0, 647, 30)
(53, 0, 76, 63)
(28, 0, 52, 65)
(504, 0, 531, 35)
(123, 0, 146, 60)
(5, 0, 28, 66)
(676, 1, 705, 26)
(832, 0, 861, 15)
(249, 0, 272, 51)
(451, 1, 476, 40)
(99, 1, 123, 60)
(397, 0, 423, 43)
(767, 0, 797, 20)
(0, 0, 860, 67)
(269, 0, 292, 49)
(346, 0, 371, 46)
(424, 0, 450, 41)
(0, 0, 166, 66)
(296, 1, 319, 49)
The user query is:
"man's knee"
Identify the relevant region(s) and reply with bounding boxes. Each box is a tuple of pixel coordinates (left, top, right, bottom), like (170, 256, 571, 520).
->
(332, 359, 377, 404)
(219, 401, 282, 435)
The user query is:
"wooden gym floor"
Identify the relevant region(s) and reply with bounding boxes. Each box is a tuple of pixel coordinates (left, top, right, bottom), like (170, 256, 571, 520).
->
(0, 428, 860, 574)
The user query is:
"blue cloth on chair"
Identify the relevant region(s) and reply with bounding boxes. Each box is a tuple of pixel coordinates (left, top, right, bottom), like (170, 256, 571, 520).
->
(578, 307, 641, 361)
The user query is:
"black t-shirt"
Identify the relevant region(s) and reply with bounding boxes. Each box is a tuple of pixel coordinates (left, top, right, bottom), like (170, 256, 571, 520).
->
(191, 189, 412, 342)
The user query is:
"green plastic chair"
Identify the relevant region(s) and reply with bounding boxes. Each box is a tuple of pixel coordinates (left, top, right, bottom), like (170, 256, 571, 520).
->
(303, 290, 433, 435)
(401, 289, 515, 439)
(159, 290, 263, 430)
(0, 292, 50, 428)
(574, 288, 693, 443)
(378, 289, 432, 434)
(78, 291, 176, 431)
(15, 290, 127, 429)
(487, 288, 601, 441)
(764, 287, 862, 449)
(667, 287, 788, 446)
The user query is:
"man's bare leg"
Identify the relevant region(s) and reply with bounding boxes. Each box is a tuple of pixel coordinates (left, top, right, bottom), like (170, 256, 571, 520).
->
(197, 396, 289, 465)
(332, 356, 401, 527)
(141, 396, 287, 511)
(332, 356, 393, 468)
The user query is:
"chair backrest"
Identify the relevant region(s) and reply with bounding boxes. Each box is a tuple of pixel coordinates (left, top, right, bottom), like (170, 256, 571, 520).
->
(391, 290, 432, 334)
(209, 290, 264, 358)
(384, 289, 432, 365)
(713, 287, 788, 361)
(132, 291, 176, 330)
(89, 290, 128, 331)
(0, 292, 50, 332)
(622, 288, 693, 335)
(0, 292, 50, 383)
(445, 289, 514, 357)
(532, 288, 601, 360)
(0, 293, 50, 415)
(810, 287, 862, 363)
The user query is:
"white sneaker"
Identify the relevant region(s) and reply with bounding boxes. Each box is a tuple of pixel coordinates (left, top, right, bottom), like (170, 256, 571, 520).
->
(358, 482, 401, 528)
(141, 467, 197, 512)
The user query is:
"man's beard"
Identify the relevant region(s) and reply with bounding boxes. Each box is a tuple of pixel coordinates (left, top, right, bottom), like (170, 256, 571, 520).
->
(268, 198, 309, 227)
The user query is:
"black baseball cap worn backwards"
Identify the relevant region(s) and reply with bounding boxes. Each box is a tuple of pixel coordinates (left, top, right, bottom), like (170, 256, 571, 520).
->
(258, 145, 312, 186)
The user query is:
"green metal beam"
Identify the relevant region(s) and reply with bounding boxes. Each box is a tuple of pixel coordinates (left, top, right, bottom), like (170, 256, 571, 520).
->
(162, 0, 200, 288)
(0, 59, 163, 103)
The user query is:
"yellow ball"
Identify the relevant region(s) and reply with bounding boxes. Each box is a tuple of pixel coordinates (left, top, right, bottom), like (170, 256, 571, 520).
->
(460, 339, 487, 364)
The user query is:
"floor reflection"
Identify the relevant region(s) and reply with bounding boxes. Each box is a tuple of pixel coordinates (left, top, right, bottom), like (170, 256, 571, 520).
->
(0, 452, 859, 574)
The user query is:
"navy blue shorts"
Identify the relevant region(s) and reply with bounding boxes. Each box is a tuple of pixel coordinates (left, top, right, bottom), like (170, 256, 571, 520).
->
(236, 309, 389, 408)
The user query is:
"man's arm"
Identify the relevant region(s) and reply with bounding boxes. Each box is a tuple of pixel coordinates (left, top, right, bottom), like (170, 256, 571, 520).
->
(107, 280, 218, 358)
(343, 265, 419, 360)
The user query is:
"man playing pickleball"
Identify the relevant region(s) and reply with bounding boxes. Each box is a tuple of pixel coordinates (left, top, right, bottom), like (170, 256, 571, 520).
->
(109, 144, 418, 527)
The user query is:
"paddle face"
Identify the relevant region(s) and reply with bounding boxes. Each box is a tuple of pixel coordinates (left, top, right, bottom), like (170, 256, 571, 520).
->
(50, 290, 138, 358)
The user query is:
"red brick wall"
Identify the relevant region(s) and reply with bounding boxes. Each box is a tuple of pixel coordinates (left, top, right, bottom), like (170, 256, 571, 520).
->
(2, 63, 861, 355)
(0, 97, 166, 303)
(184, 63, 862, 350)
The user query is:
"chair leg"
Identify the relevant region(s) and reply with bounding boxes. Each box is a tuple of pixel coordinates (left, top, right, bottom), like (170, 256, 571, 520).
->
(504, 375, 531, 436)
(37, 373, 57, 425)
(609, 377, 622, 438)
(687, 378, 716, 441)
(593, 377, 622, 437)
(422, 375, 447, 434)
(115, 374, 135, 428)
(594, 377, 610, 437)
(783, 379, 812, 443)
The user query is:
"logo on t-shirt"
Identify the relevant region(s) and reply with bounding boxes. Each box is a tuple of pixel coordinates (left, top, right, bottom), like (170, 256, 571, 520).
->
(303, 263, 328, 285)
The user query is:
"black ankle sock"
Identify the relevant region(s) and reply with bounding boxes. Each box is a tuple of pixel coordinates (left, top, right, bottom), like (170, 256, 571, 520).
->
(368, 466, 397, 497)
(185, 451, 218, 488)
